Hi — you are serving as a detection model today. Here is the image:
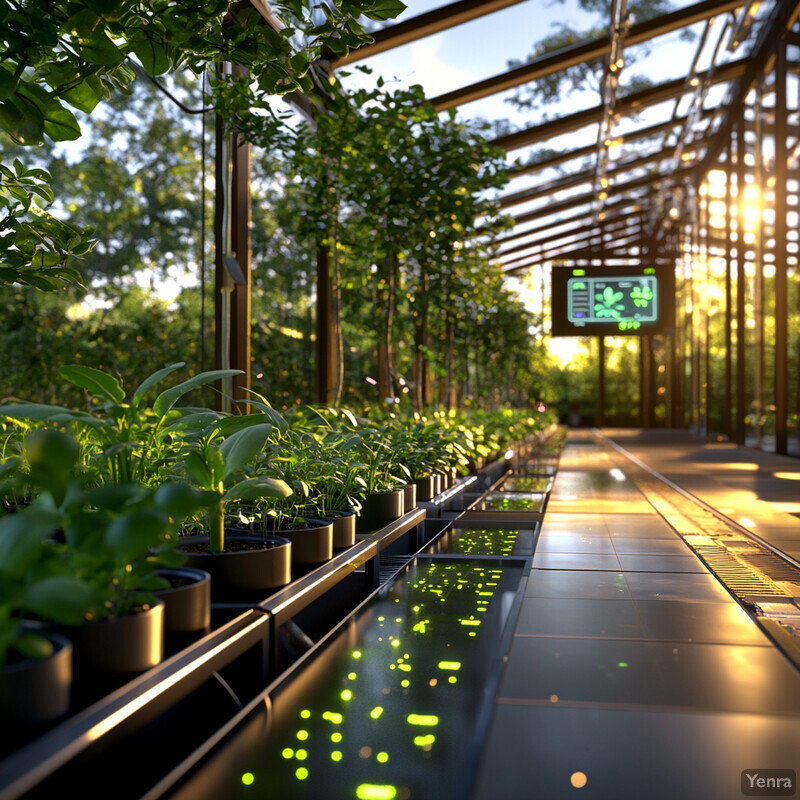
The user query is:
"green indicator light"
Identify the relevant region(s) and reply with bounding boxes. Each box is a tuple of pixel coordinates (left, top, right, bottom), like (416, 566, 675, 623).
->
(644, 267, 655, 274)
(407, 714, 439, 726)
(401, 679, 410, 688)
(323, 711, 344, 724)
(352, 650, 362, 659)
(448, 676, 457, 684)
(331, 750, 343, 762)
(414, 734, 436, 746)
(331, 732, 343, 743)
(572, 268, 586, 276)
(477, 607, 487, 613)
(469, 632, 477, 637)
(242, 773, 255, 786)
(460, 620, 481, 626)
(356, 785, 398, 800)
(296, 749, 308, 761)
(376, 752, 389, 763)
(617, 662, 629, 668)
(297, 730, 309, 741)
(478, 591, 493, 596)
(413, 605, 420, 612)
(296, 767, 309, 781)
(378, 616, 385, 621)
(348, 672, 357, 680)
(341, 690, 353, 701)
(398, 664, 411, 672)
(282, 748, 294, 759)
(300, 709, 311, 719)
(391, 640, 401, 648)
(370, 706, 384, 720)
(438, 661, 462, 671)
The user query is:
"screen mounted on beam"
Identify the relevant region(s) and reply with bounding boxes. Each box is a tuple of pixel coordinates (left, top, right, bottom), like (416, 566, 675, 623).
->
(551, 264, 675, 337)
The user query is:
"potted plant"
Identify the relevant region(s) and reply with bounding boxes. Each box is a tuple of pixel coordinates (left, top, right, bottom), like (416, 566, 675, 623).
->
(178, 422, 294, 599)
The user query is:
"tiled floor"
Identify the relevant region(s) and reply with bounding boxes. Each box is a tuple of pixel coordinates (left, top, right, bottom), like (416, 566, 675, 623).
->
(472, 431, 800, 800)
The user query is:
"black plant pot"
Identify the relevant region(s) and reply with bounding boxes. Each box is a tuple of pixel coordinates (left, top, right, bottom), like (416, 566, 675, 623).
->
(279, 518, 333, 564)
(0, 631, 71, 727)
(63, 600, 165, 676)
(155, 567, 211, 635)
(356, 488, 404, 534)
(330, 510, 356, 549)
(401, 482, 417, 512)
(179, 533, 292, 601)
(414, 475, 436, 502)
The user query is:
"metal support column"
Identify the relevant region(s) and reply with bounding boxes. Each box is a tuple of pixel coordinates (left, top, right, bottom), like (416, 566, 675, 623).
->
(597, 336, 606, 427)
(736, 121, 747, 446)
(724, 146, 733, 440)
(775, 33, 789, 454)
(316, 241, 338, 405)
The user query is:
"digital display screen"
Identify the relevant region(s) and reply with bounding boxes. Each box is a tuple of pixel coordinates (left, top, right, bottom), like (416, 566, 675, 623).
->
(551, 265, 674, 337)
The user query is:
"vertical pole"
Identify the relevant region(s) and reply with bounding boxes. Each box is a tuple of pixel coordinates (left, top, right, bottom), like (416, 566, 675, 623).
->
(736, 121, 747, 446)
(230, 126, 251, 405)
(316, 241, 337, 405)
(724, 146, 733, 440)
(214, 113, 229, 412)
(597, 336, 606, 428)
(774, 32, 788, 453)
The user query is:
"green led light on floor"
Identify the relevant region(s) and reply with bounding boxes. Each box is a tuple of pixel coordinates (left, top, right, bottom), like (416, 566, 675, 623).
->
(323, 711, 343, 724)
(341, 690, 353, 701)
(300, 709, 311, 719)
(370, 706, 383, 719)
(296, 767, 309, 781)
(617, 662, 629, 668)
(348, 672, 357, 680)
(352, 650, 362, 659)
(460, 619, 480, 626)
(241, 773, 255, 786)
(448, 676, 457, 684)
(376, 751, 389, 763)
(413, 734, 436, 746)
(398, 663, 411, 672)
(331, 732, 343, 743)
(282, 748, 294, 759)
(295, 749, 308, 760)
(401, 679, 410, 687)
(355, 785, 397, 800)
(407, 714, 439, 726)
(438, 661, 461, 671)
(296, 730, 309, 741)
(331, 751, 343, 762)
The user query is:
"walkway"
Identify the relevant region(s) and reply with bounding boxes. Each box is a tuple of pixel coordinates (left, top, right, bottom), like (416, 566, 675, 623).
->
(473, 429, 800, 800)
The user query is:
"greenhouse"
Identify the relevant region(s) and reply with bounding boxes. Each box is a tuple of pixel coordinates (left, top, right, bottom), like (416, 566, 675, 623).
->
(2, 0, 800, 798)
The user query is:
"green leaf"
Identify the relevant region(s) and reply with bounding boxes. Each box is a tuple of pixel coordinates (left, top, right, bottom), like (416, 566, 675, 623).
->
(59, 364, 126, 404)
(154, 482, 217, 518)
(223, 476, 292, 503)
(362, 0, 406, 21)
(105, 507, 170, 559)
(0, 66, 19, 102)
(131, 32, 171, 75)
(131, 362, 185, 407)
(153, 369, 242, 418)
(218, 423, 272, 479)
(0, 96, 45, 145)
(0, 510, 60, 578)
(13, 633, 54, 661)
(24, 576, 94, 625)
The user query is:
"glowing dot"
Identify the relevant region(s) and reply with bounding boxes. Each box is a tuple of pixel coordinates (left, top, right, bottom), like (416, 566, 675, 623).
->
(550, 694, 559, 703)
(398, 664, 411, 672)
(429, 679, 438, 687)
(460, 620, 480, 626)
(331, 750, 343, 762)
(617, 662, 628, 668)
(413, 734, 436, 746)
(359, 746, 373, 758)
(352, 650, 362, 659)
(323, 712, 343, 724)
(296, 730, 309, 741)
(356, 785, 398, 800)
(376, 752, 389, 763)
(331, 732, 343, 743)
(401, 680, 410, 687)
(448, 676, 457, 684)
(571, 772, 588, 788)
(300, 709, 311, 719)
(341, 690, 353, 701)
(469, 632, 476, 637)
(282, 748, 294, 759)
(391, 640, 401, 648)
(241, 773, 255, 786)
(407, 714, 439, 726)
(296, 767, 309, 780)
(378, 616, 385, 621)
(370, 706, 384, 720)
(295, 749, 307, 760)
(348, 672, 357, 680)
(438, 661, 461, 671)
